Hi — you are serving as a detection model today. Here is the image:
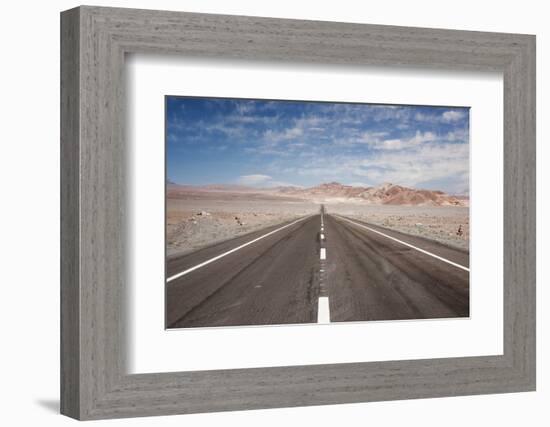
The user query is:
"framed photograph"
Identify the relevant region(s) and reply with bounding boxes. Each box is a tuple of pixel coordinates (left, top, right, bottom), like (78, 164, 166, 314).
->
(164, 96, 471, 329)
(61, 6, 536, 420)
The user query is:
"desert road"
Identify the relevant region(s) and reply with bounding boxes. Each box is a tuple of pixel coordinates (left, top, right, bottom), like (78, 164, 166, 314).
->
(166, 210, 470, 329)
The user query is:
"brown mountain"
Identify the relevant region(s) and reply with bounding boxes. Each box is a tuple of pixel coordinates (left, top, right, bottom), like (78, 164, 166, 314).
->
(275, 182, 468, 206)
(168, 180, 468, 206)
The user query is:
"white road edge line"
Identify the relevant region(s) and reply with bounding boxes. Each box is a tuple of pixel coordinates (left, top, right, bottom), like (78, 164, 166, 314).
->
(334, 215, 470, 272)
(320, 248, 327, 260)
(317, 297, 330, 323)
(167, 216, 311, 282)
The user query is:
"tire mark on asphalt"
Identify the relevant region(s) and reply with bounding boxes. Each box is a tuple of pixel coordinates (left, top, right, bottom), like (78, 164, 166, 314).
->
(328, 215, 422, 319)
(334, 216, 469, 317)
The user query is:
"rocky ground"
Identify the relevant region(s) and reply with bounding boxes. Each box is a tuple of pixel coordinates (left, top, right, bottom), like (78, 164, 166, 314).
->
(166, 191, 319, 257)
(326, 203, 469, 251)
(167, 188, 470, 257)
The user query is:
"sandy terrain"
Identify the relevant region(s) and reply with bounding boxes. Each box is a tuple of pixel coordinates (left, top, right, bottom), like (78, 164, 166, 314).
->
(166, 190, 318, 257)
(167, 185, 470, 257)
(327, 203, 469, 250)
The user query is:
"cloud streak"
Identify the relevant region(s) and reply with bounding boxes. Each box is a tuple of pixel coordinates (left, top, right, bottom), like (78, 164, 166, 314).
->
(236, 174, 296, 188)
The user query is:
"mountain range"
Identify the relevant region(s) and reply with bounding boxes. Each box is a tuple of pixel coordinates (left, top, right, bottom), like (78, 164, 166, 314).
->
(168, 181, 468, 206)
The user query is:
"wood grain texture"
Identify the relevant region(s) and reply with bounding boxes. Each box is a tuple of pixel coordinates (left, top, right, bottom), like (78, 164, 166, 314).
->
(60, 5, 536, 420)
(60, 7, 80, 419)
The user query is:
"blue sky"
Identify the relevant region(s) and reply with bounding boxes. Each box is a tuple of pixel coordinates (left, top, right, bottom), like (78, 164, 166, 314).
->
(166, 97, 469, 195)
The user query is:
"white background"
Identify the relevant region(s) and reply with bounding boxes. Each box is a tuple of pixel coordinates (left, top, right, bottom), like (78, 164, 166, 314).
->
(0, 0, 547, 426)
(129, 57, 503, 373)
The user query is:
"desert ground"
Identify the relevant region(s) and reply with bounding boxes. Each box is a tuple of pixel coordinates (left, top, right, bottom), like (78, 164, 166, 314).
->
(167, 184, 469, 257)
(166, 190, 318, 257)
(326, 203, 469, 250)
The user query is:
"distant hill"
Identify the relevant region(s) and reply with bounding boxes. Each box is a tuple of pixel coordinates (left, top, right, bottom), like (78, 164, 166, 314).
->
(167, 180, 468, 206)
(167, 182, 259, 192)
(268, 182, 469, 206)
(271, 182, 467, 206)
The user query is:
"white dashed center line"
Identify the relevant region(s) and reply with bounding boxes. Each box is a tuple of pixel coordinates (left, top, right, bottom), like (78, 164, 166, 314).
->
(317, 297, 330, 323)
(318, 208, 330, 323)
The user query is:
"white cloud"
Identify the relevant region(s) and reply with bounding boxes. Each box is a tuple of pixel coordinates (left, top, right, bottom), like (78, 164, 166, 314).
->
(446, 128, 469, 142)
(262, 115, 331, 144)
(284, 138, 469, 193)
(351, 142, 469, 192)
(263, 126, 303, 143)
(373, 131, 437, 150)
(334, 130, 387, 147)
(236, 174, 296, 188)
(361, 130, 390, 140)
(368, 105, 410, 123)
(414, 109, 467, 124)
(442, 110, 467, 122)
(338, 130, 437, 150)
(235, 101, 255, 115)
(414, 111, 430, 122)
(236, 174, 272, 186)
(201, 121, 246, 138)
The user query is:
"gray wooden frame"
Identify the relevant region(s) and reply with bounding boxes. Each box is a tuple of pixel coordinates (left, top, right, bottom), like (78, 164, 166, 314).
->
(60, 5, 536, 420)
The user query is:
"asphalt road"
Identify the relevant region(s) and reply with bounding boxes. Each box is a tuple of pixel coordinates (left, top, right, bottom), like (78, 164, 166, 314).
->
(325, 215, 469, 322)
(166, 212, 470, 328)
